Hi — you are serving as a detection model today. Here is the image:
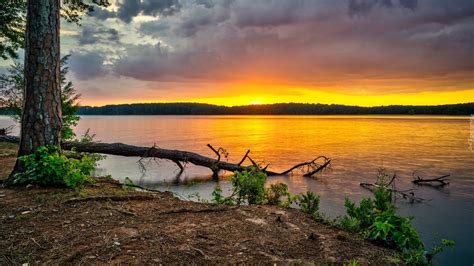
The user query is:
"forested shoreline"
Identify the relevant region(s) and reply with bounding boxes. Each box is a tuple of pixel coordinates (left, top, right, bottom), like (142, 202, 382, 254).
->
(2, 102, 473, 116)
(77, 102, 473, 115)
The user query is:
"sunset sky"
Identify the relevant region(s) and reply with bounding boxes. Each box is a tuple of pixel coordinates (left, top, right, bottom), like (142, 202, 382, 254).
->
(3, 0, 474, 106)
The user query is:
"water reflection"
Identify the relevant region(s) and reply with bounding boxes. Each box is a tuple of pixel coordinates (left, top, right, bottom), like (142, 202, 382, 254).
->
(0, 115, 472, 264)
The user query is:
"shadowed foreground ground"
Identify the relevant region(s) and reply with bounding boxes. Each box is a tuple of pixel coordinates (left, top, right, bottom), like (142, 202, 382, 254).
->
(0, 144, 394, 264)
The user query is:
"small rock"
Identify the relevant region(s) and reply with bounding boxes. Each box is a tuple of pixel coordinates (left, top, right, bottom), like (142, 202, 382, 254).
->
(308, 232, 319, 240)
(8, 215, 15, 219)
(21, 211, 31, 215)
(86, 255, 96, 259)
(113, 241, 121, 246)
(25, 184, 33, 189)
(327, 256, 337, 263)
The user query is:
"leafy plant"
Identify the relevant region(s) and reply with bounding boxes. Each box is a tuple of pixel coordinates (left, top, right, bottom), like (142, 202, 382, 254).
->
(366, 210, 423, 251)
(0, 55, 81, 140)
(230, 168, 267, 204)
(339, 216, 361, 232)
(211, 184, 235, 205)
(265, 182, 291, 206)
(13, 145, 95, 189)
(339, 185, 454, 265)
(298, 191, 320, 217)
(188, 192, 208, 203)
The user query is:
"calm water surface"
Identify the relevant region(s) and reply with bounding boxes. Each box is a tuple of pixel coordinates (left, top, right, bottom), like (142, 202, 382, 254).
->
(1, 115, 473, 265)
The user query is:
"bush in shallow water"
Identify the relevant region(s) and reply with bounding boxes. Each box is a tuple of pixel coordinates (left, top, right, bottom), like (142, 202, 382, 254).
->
(211, 184, 235, 205)
(265, 182, 298, 207)
(13, 145, 96, 189)
(230, 167, 267, 204)
(339, 186, 456, 265)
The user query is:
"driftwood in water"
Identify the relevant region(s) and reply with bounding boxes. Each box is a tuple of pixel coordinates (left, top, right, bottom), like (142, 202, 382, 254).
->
(360, 182, 426, 203)
(0, 135, 331, 177)
(360, 173, 428, 203)
(412, 174, 450, 187)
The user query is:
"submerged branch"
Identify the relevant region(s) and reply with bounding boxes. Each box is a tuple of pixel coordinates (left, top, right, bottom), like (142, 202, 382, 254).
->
(412, 174, 450, 187)
(360, 182, 427, 203)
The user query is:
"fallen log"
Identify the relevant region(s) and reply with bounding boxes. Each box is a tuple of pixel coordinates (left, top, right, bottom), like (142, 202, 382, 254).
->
(0, 135, 331, 177)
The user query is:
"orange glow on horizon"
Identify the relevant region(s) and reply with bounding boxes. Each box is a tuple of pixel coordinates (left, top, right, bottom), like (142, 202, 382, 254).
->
(81, 86, 474, 107)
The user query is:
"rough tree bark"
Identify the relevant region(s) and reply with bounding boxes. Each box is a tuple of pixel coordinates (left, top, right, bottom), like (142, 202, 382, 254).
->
(10, 0, 62, 178)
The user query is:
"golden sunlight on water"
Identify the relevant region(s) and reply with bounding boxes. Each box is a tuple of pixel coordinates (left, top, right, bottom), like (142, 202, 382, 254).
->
(0, 115, 472, 264)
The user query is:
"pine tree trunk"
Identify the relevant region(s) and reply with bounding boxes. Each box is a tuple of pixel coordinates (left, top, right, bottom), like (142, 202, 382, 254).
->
(9, 0, 62, 178)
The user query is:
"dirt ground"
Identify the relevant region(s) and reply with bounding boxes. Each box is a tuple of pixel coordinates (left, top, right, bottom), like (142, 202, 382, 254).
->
(0, 143, 395, 264)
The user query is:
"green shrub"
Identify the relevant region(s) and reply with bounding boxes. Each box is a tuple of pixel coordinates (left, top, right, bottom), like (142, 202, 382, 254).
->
(340, 187, 444, 265)
(211, 184, 235, 205)
(298, 191, 320, 217)
(366, 210, 423, 251)
(339, 216, 361, 232)
(13, 145, 96, 189)
(231, 168, 267, 204)
(265, 182, 289, 206)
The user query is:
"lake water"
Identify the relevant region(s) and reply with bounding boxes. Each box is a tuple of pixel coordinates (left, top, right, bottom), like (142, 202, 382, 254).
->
(1, 115, 473, 265)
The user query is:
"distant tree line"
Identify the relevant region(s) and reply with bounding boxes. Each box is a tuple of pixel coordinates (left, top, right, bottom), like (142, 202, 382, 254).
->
(1, 102, 473, 116)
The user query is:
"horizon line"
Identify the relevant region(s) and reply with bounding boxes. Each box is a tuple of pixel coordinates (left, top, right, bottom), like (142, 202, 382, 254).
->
(79, 101, 474, 108)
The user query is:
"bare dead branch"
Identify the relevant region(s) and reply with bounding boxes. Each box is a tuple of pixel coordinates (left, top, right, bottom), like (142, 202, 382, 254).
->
(278, 156, 331, 176)
(412, 174, 450, 187)
(207, 144, 221, 162)
(238, 150, 251, 166)
(360, 183, 427, 203)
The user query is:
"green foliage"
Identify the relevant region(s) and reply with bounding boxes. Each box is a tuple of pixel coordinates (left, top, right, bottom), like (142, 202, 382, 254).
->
(0, 0, 26, 60)
(265, 183, 287, 205)
(0, 55, 81, 140)
(210, 178, 298, 207)
(339, 186, 451, 265)
(0, 0, 110, 60)
(211, 184, 235, 205)
(366, 210, 423, 251)
(298, 191, 320, 217)
(429, 239, 455, 261)
(13, 145, 95, 189)
(188, 192, 208, 203)
(122, 177, 136, 190)
(231, 168, 267, 204)
(339, 216, 361, 232)
(71, 129, 107, 162)
(344, 259, 359, 266)
(60, 55, 81, 140)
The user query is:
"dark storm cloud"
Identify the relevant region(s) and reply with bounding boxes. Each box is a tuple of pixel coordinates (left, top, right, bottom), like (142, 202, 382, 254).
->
(82, 0, 474, 94)
(69, 51, 108, 80)
(348, 0, 418, 16)
(89, 7, 116, 20)
(116, 0, 182, 23)
(77, 26, 120, 45)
